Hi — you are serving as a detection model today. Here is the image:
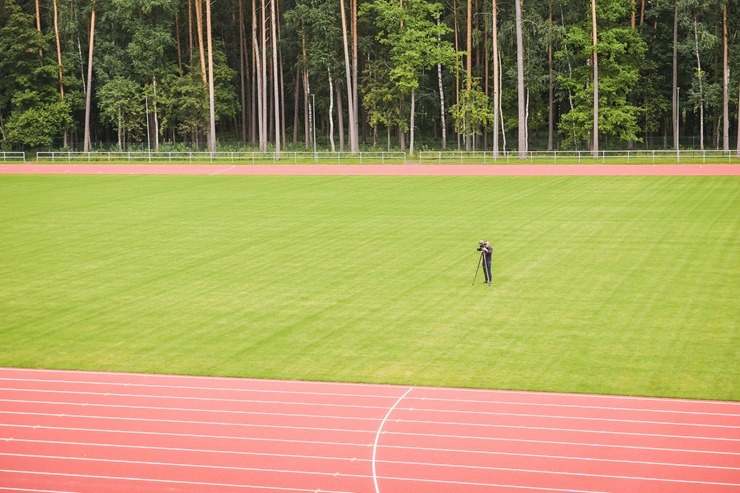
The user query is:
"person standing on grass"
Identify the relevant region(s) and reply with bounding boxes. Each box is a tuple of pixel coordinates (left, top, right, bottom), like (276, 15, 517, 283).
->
(481, 240, 493, 285)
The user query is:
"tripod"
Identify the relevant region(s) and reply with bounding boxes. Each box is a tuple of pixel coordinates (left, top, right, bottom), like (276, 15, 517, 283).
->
(471, 251, 485, 286)
(472, 250, 492, 286)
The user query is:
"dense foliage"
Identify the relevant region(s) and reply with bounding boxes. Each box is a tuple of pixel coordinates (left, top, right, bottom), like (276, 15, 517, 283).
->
(0, 0, 738, 152)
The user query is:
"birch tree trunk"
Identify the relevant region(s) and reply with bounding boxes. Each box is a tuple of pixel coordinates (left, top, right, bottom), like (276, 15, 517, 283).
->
(205, 0, 216, 153)
(591, 0, 599, 158)
(195, 0, 207, 86)
(239, 0, 247, 143)
(721, 2, 729, 152)
(437, 16, 447, 150)
(492, 0, 499, 157)
(153, 77, 159, 151)
(328, 69, 335, 152)
(340, 0, 359, 153)
(693, 16, 704, 151)
(409, 88, 416, 156)
(351, 0, 359, 147)
(465, 0, 472, 151)
(515, 0, 526, 159)
(252, 0, 265, 151)
(53, 0, 67, 147)
(672, 0, 679, 150)
(547, 0, 553, 151)
(83, 5, 95, 152)
(270, 0, 280, 158)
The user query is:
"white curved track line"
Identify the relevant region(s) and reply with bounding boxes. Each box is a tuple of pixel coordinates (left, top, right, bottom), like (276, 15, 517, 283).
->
(209, 165, 236, 175)
(372, 386, 413, 493)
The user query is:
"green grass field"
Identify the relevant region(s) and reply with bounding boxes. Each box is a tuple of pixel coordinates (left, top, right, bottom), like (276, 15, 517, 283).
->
(1, 174, 738, 400)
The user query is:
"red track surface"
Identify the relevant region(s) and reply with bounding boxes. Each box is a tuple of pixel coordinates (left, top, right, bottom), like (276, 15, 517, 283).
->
(1, 163, 739, 176)
(0, 368, 739, 492)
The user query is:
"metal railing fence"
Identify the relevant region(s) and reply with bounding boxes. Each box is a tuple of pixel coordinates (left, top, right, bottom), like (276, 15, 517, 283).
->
(417, 149, 740, 164)
(32, 149, 740, 164)
(0, 152, 26, 162)
(36, 151, 407, 164)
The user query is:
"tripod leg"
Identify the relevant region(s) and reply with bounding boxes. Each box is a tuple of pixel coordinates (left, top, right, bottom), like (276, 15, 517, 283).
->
(472, 253, 483, 286)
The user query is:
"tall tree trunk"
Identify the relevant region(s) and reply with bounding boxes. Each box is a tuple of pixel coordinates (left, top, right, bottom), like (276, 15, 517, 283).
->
(351, 0, 359, 147)
(328, 69, 335, 152)
(437, 15, 447, 150)
(453, 0, 461, 149)
(591, 0, 599, 158)
(409, 88, 416, 156)
(175, 11, 183, 71)
(693, 16, 704, 151)
(205, 0, 216, 153)
(195, 0, 207, 86)
(252, 0, 264, 149)
(336, 82, 345, 152)
(515, 0, 526, 159)
(301, 33, 310, 149)
(465, 0, 472, 150)
(672, 0, 679, 150)
(53, 0, 64, 99)
(83, 5, 95, 152)
(239, 0, 247, 143)
(252, 0, 266, 148)
(153, 77, 159, 151)
(492, 0, 499, 157)
(293, 67, 300, 145)
(188, 0, 194, 64)
(270, 0, 280, 158)
(52, 0, 67, 147)
(304, 69, 311, 148)
(737, 85, 740, 157)
(721, 2, 729, 152)
(499, 47, 506, 151)
(261, 0, 268, 147)
(340, 0, 359, 153)
(547, 0, 553, 151)
(34, 0, 43, 57)
(277, 0, 287, 149)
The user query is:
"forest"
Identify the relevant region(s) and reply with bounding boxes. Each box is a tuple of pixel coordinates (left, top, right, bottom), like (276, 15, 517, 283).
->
(0, 0, 738, 155)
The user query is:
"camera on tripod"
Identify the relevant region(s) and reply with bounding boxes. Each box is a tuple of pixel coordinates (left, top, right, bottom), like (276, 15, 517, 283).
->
(476, 240, 486, 251)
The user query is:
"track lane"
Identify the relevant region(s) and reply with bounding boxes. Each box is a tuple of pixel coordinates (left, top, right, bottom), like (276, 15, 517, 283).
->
(2, 368, 738, 492)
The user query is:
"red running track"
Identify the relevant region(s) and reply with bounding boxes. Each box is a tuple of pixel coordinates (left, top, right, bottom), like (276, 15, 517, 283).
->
(1, 163, 739, 176)
(0, 368, 738, 492)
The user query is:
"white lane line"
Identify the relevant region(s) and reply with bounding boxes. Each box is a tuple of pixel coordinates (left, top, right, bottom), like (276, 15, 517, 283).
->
(4, 367, 737, 408)
(4, 437, 363, 462)
(0, 469, 350, 493)
(0, 423, 368, 447)
(3, 421, 737, 458)
(384, 429, 740, 456)
(2, 404, 737, 444)
(209, 165, 236, 175)
(0, 377, 404, 402)
(0, 389, 397, 412)
(6, 437, 739, 472)
(0, 468, 605, 493)
(372, 387, 413, 493)
(5, 452, 739, 489)
(0, 488, 77, 493)
(3, 393, 738, 434)
(1, 374, 738, 417)
(0, 408, 380, 432)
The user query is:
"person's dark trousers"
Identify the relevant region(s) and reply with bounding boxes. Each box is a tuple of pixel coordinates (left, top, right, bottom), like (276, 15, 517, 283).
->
(484, 260, 492, 285)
